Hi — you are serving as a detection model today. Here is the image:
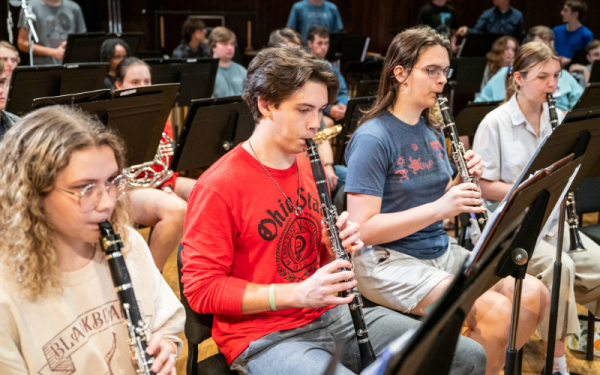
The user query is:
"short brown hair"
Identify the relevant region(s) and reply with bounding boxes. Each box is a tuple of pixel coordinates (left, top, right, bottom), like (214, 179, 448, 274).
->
(182, 17, 206, 43)
(586, 40, 600, 54)
(208, 27, 236, 52)
(524, 26, 555, 43)
(243, 46, 339, 123)
(268, 28, 304, 47)
(0, 41, 20, 64)
(565, 0, 587, 19)
(307, 26, 329, 43)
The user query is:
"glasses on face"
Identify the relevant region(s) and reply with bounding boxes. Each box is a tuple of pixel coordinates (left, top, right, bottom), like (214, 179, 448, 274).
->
(416, 67, 453, 79)
(59, 174, 128, 211)
(0, 57, 18, 64)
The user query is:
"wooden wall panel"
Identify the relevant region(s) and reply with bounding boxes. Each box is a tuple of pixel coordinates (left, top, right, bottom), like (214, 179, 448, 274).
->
(0, 0, 598, 59)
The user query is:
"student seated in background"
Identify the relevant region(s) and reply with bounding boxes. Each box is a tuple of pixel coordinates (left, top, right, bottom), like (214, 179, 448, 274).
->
(569, 39, 600, 86)
(286, 0, 343, 42)
(0, 59, 19, 139)
(416, 0, 459, 51)
(210, 26, 247, 98)
(476, 26, 583, 112)
(114, 57, 196, 272)
(480, 36, 518, 91)
(100, 38, 130, 89)
(17, 0, 86, 65)
(268, 27, 304, 47)
(0, 41, 20, 88)
(172, 17, 211, 59)
(307, 26, 348, 128)
(553, 0, 593, 67)
(456, 0, 524, 37)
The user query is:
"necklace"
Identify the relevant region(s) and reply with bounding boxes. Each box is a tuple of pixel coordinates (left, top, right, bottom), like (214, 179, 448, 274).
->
(248, 139, 303, 216)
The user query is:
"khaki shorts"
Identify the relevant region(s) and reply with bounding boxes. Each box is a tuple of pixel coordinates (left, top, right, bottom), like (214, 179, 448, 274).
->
(353, 241, 470, 314)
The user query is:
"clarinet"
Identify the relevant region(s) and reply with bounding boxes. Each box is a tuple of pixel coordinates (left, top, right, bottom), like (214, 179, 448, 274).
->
(546, 93, 587, 252)
(99, 221, 156, 375)
(305, 139, 377, 370)
(436, 94, 488, 231)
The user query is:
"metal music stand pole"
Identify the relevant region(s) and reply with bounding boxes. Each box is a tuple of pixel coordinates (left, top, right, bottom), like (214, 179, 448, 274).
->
(21, 0, 39, 66)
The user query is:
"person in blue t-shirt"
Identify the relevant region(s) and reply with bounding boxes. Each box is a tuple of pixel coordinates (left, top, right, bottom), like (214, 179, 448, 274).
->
(456, 0, 523, 37)
(553, 0, 593, 67)
(477, 26, 584, 111)
(286, 0, 343, 42)
(209, 27, 247, 98)
(345, 26, 549, 375)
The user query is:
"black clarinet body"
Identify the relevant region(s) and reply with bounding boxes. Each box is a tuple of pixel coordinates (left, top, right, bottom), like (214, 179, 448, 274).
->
(305, 140, 377, 369)
(99, 221, 156, 375)
(546, 93, 587, 253)
(436, 94, 488, 231)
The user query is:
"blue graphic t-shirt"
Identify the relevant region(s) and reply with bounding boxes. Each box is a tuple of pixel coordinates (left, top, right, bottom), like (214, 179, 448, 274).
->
(286, 0, 344, 42)
(345, 111, 453, 259)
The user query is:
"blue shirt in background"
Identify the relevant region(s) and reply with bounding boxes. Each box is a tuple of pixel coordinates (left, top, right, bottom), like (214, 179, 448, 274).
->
(286, 0, 344, 42)
(212, 62, 247, 98)
(553, 24, 594, 59)
(345, 111, 453, 260)
(468, 6, 524, 36)
(476, 66, 584, 111)
(324, 61, 348, 116)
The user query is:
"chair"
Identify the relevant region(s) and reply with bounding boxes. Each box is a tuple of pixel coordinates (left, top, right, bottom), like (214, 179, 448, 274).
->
(574, 176, 600, 361)
(176, 244, 237, 375)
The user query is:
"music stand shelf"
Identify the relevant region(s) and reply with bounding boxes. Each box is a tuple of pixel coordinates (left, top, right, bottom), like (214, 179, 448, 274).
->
(63, 32, 143, 64)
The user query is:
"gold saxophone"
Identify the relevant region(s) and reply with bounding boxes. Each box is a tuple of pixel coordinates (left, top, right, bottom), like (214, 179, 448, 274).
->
(313, 125, 342, 144)
(123, 132, 175, 188)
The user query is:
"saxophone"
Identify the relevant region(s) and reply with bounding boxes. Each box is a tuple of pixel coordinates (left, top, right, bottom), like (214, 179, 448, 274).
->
(305, 139, 377, 370)
(98, 221, 156, 375)
(547, 93, 587, 252)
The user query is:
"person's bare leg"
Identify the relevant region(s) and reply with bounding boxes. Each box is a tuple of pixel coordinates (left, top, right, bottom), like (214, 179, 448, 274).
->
(128, 188, 187, 271)
(174, 176, 196, 202)
(544, 338, 566, 356)
(409, 276, 454, 316)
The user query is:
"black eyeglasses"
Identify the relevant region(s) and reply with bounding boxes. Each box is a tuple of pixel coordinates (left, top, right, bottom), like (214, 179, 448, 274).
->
(415, 67, 453, 79)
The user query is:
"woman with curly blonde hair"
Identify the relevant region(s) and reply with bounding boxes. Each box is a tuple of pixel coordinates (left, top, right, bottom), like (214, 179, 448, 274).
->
(481, 36, 519, 91)
(0, 106, 184, 375)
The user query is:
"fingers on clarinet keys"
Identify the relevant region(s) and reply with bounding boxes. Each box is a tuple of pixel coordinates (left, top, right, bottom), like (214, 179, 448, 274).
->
(300, 259, 356, 308)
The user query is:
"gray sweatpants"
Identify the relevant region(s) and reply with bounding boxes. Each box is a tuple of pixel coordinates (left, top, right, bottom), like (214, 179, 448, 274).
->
(230, 305, 486, 375)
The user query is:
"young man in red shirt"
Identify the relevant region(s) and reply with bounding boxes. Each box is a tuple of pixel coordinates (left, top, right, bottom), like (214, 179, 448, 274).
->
(181, 45, 486, 375)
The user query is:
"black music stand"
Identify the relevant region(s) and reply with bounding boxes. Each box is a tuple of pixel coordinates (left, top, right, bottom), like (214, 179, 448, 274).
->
(457, 34, 502, 58)
(171, 96, 255, 172)
(362, 157, 581, 375)
(454, 101, 501, 145)
(356, 80, 379, 97)
(334, 96, 376, 166)
(326, 33, 370, 65)
(451, 57, 488, 95)
(570, 82, 600, 111)
(63, 32, 143, 63)
(6, 63, 108, 116)
(31, 83, 179, 166)
(589, 60, 600, 84)
(144, 58, 219, 106)
(562, 105, 600, 124)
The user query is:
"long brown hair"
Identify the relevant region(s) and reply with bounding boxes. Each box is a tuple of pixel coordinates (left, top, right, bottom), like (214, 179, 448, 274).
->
(505, 42, 561, 102)
(486, 36, 519, 78)
(358, 26, 451, 128)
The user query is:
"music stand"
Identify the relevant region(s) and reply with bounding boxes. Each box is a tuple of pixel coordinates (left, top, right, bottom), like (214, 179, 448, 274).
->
(6, 63, 108, 116)
(454, 101, 501, 145)
(562, 105, 600, 124)
(570, 82, 600, 111)
(63, 32, 143, 64)
(363, 157, 580, 375)
(457, 34, 502, 58)
(589, 60, 600, 84)
(452, 57, 488, 95)
(326, 32, 345, 64)
(171, 96, 255, 172)
(31, 83, 179, 166)
(334, 96, 376, 166)
(144, 58, 219, 106)
(356, 80, 379, 97)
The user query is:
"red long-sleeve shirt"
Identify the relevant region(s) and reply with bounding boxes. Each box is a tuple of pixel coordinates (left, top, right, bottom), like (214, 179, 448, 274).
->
(181, 144, 333, 364)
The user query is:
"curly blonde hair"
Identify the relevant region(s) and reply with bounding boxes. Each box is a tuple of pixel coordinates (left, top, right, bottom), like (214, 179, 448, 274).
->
(0, 106, 131, 299)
